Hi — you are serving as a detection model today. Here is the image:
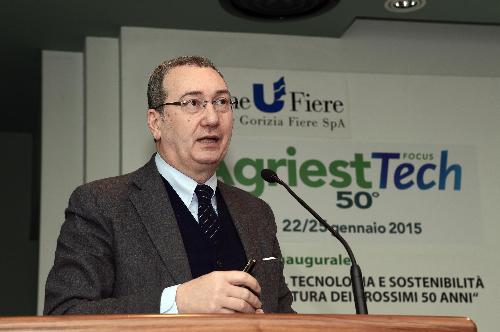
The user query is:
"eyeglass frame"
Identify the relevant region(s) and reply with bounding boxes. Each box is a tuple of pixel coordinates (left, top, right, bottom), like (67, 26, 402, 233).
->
(153, 96, 238, 114)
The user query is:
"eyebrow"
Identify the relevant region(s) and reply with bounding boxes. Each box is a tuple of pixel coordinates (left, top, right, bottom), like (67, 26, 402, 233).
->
(179, 89, 230, 100)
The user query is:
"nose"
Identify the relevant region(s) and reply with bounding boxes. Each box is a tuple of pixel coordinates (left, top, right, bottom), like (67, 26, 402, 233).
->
(201, 101, 220, 126)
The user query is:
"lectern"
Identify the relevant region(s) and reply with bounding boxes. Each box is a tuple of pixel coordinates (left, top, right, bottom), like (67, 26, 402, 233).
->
(0, 314, 476, 332)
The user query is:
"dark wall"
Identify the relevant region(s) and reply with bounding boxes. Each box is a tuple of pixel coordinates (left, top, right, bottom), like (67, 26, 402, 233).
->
(0, 132, 39, 315)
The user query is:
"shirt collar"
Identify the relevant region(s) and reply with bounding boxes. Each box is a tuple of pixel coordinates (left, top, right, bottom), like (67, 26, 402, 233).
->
(154, 153, 217, 207)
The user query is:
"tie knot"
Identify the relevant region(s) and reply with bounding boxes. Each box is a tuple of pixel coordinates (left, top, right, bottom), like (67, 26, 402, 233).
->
(195, 184, 214, 204)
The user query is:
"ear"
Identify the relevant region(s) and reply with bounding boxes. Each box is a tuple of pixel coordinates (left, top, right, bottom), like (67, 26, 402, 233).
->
(147, 109, 162, 141)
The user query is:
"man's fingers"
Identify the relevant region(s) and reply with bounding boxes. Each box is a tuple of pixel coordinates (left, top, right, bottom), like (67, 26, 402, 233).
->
(177, 271, 263, 314)
(225, 271, 261, 294)
(227, 284, 262, 309)
(222, 296, 258, 313)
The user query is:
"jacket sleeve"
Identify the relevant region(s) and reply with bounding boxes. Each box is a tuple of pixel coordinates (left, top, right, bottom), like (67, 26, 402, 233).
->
(272, 236, 295, 313)
(44, 185, 163, 315)
(263, 202, 295, 313)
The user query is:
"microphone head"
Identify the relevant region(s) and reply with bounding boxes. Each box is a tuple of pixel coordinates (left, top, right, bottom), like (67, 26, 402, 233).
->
(261, 169, 280, 184)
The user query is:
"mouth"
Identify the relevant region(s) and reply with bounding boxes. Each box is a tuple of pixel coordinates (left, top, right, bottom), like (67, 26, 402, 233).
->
(196, 135, 221, 145)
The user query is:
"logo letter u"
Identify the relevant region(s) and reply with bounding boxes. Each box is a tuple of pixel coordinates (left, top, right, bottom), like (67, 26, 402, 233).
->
(253, 77, 286, 113)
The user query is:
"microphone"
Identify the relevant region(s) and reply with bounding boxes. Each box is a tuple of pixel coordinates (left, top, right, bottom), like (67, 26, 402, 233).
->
(261, 168, 368, 314)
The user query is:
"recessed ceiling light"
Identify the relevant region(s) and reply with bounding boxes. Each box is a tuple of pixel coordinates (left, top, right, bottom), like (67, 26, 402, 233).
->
(385, 0, 426, 13)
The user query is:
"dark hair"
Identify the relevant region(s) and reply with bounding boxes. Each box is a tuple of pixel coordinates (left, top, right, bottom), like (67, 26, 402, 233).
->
(147, 55, 224, 112)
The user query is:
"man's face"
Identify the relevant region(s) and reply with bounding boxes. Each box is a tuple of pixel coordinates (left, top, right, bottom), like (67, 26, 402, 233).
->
(152, 65, 233, 181)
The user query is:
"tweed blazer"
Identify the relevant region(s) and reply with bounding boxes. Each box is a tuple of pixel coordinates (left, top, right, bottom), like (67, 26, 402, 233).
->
(44, 157, 294, 314)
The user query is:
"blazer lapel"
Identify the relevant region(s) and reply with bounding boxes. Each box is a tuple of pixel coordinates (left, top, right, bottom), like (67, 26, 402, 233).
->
(218, 182, 260, 264)
(129, 157, 192, 284)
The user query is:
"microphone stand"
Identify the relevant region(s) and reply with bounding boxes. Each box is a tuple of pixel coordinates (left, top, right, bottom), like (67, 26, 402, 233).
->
(271, 175, 368, 314)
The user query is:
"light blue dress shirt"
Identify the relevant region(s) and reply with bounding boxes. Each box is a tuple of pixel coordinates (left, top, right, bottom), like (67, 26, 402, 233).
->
(154, 153, 218, 314)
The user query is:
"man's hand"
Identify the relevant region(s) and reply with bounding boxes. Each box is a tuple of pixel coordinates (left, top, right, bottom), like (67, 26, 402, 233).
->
(176, 271, 262, 313)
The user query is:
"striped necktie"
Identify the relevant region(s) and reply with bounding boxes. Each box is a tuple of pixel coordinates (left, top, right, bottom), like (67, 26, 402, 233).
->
(194, 184, 220, 242)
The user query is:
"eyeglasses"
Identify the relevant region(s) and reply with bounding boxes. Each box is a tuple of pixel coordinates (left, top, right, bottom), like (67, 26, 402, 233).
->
(154, 96, 237, 114)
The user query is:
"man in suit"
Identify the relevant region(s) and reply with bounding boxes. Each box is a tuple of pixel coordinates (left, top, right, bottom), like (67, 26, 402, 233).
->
(44, 56, 294, 314)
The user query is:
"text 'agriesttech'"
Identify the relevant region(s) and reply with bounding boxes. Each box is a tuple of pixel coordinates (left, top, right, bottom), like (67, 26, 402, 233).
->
(217, 147, 462, 198)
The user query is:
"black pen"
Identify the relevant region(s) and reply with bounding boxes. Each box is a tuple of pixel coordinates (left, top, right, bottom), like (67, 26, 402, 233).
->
(242, 258, 257, 274)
